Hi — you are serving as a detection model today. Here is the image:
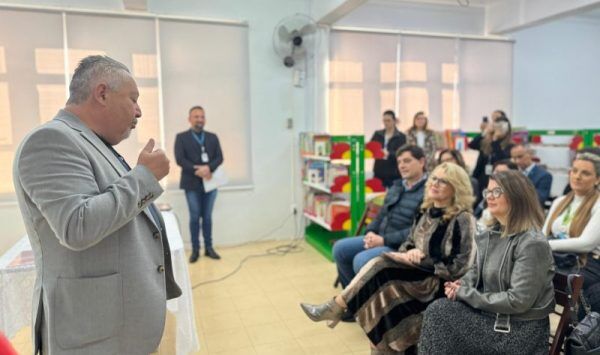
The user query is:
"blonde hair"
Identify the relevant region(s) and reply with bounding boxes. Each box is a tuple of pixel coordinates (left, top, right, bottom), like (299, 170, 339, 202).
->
(410, 111, 431, 132)
(421, 162, 474, 221)
(545, 153, 600, 241)
(486, 170, 545, 237)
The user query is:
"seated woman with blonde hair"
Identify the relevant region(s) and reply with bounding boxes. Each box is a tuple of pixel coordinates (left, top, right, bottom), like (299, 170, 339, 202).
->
(419, 170, 555, 355)
(544, 152, 600, 313)
(300, 162, 476, 354)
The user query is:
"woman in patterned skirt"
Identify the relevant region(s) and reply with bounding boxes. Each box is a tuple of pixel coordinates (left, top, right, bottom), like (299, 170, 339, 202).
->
(300, 162, 476, 354)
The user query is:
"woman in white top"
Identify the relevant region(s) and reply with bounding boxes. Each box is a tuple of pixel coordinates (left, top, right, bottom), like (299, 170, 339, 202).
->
(407, 111, 437, 172)
(543, 152, 600, 295)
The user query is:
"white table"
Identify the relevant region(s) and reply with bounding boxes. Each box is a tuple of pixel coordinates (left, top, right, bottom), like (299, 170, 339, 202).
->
(0, 211, 200, 355)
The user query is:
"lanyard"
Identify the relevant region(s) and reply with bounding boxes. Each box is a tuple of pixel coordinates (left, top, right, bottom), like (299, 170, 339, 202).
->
(562, 204, 574, 226)
(192, 131, 205, 150)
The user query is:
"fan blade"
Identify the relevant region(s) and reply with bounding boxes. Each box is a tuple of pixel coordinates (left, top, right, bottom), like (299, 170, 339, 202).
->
(278, 25, 292, 42)
(299, 23, 316, 37)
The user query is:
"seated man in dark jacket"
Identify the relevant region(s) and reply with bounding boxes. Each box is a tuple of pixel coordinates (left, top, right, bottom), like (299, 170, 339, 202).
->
(332, 145, 427, 288)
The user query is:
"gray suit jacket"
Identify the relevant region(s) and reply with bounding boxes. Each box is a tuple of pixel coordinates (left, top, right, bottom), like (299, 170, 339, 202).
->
(12, 110, 181, 355)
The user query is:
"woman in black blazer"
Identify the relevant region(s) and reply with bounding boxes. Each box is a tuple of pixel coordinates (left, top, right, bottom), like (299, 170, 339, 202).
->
(370, 110, 407, 188)
(469, 111, 514, 204)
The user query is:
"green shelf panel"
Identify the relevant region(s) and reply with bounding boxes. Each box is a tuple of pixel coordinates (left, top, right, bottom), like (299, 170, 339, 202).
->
(303, 134, 366, 261)
(304, 224, 347, 261)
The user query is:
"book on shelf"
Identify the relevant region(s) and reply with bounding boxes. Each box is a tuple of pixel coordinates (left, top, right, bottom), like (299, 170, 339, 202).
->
(300, 132, 331, 157)
(327, 200, 350, 225)
(327, 165, 347, 187)
(306, 160, 327, 184)
(313, 194, 330, 220)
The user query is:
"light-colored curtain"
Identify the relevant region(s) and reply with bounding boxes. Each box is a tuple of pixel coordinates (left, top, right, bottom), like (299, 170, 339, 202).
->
(327, 29, 513, 135)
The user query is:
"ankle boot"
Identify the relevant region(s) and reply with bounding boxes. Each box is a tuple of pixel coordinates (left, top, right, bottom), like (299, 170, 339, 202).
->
(299, 299, 345, 328)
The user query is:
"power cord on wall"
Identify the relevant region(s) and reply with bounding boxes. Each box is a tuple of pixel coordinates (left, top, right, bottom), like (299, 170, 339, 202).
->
(188, 210, 304, 289)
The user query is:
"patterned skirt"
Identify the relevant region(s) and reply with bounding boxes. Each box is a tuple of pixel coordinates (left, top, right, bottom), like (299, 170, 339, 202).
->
(341, 256, 442, 352)
(419, 298, 550, 355)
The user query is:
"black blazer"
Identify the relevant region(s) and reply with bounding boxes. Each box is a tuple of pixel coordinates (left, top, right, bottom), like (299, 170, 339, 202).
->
(174, 129, 223, 191)
(370, 129, 407, 186)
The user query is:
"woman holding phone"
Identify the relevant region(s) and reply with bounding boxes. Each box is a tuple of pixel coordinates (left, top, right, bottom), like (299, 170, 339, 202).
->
(469, 110, 514, 204)
(299, 163, 476, 354)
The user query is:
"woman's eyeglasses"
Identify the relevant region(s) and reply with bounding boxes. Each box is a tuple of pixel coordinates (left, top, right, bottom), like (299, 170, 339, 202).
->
(431, 176, 450, 187)
(482, 187, 504, 199)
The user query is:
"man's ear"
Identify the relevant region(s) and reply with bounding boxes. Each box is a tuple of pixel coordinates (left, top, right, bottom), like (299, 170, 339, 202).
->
(93, 83, 109, 105)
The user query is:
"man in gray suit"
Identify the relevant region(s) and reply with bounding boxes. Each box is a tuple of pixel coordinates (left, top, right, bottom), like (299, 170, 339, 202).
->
(12, 55, 181, 354)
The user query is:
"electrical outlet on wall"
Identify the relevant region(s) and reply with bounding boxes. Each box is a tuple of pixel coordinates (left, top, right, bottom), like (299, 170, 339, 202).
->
(290, 204, 298, 215)
(286, 117, 293, 129)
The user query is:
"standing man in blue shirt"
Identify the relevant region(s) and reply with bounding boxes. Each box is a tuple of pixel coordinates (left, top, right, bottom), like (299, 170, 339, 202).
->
(175, 106, 224, 262)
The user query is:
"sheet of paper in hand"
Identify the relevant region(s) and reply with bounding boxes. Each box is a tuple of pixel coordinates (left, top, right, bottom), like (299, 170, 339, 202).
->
(203, 167, 228, 192)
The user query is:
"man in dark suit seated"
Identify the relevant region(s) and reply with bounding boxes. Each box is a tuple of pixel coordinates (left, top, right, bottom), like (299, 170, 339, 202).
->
(511, 143, 553, 206)
(175, 106, 224, 262)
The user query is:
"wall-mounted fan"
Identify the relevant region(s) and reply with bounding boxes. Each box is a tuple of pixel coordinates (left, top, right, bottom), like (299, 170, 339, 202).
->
(272, 13, 318, 68)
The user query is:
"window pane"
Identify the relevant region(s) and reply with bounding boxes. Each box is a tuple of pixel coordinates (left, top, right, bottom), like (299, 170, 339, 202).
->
(159, 20, 252, 187)
(398, 87, 429, 128)
(329, 88, 364, 134)
(329, 31, 398, 137)
(399, 35, 457, 131)
(66, 13, 159, 170)
(459, 39, 513, 130)
(0, 8, 64, 198)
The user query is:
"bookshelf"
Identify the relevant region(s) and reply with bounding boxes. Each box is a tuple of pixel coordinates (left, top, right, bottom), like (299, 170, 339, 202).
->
(300, 133, 385, 261)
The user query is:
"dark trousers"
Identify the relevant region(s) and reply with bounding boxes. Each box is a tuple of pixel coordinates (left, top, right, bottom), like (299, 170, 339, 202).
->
(184, 188, 217, 250)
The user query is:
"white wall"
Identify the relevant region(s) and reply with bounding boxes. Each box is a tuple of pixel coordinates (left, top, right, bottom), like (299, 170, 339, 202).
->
(334, 0, 485, 35)
(486, 0, 600, 34)
(511, 17, 600, 129)
(310, 0, 348, 20)
(0, 0, 311, 254)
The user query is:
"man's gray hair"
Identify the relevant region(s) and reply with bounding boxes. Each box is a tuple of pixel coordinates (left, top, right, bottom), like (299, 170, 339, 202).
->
(67, 55, 131, 105)
(513, 142, 535, 155)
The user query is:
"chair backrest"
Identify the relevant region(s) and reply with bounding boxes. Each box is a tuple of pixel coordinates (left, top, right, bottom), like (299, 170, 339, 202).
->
(353, 200, 383, 236)
(549, 272, 584, 355)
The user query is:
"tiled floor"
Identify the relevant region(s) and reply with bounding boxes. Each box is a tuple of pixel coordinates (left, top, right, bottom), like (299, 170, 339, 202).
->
(10, 240, 372, 354)
(187, 240, 371, 355)
(8, 239, 561, 354)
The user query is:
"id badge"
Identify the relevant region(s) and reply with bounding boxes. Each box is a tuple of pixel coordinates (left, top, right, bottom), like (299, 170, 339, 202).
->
(201, 152, 209, 163)
(485, 164, 493, 175)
